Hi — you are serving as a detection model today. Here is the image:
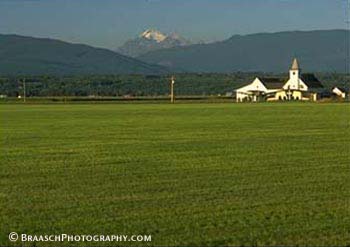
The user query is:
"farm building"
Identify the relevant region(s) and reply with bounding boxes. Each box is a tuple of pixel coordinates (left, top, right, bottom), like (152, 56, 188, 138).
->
(235, 58, 324, 102)
(332, 87, 347, 99)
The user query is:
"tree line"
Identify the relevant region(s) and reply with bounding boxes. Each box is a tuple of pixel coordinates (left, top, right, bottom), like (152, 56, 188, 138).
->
(0, 73, 348, 97)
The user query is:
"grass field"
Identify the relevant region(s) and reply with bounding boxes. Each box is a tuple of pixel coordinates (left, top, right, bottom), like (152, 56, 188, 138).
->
(1, 103, 349, 246)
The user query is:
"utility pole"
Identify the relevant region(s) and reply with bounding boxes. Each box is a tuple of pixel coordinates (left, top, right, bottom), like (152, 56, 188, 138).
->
(170, 76, 175, 103)
(23, 78, 26, 103)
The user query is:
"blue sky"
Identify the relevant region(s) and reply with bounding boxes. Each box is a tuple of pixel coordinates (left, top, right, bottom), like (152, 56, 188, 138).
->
(0, 0, 348, 49)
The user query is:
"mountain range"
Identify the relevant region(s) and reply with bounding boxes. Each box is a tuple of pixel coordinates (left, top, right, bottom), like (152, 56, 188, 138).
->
(138, 29, 348, 73)
(0, 29, 348, 75)
(0, 34, 167, 75)
(117, 29, 191, 57)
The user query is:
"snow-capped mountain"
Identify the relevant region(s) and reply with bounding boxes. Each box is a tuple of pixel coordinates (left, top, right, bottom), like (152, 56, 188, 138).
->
(141, 29, 167, 43)
(117, 29, 191, 57)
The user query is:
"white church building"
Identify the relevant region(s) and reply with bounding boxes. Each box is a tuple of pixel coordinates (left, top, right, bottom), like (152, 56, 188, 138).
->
(235, 58, 324, 102)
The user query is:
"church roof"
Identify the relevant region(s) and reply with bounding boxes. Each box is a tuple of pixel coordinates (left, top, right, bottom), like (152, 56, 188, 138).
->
(259, 77, 286, 89)
(291, 58, 299, 70)
(300, 74, 323, 88)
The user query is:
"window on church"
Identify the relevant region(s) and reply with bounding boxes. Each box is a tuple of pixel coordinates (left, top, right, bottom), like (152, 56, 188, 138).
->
(293, 72, 296, 75)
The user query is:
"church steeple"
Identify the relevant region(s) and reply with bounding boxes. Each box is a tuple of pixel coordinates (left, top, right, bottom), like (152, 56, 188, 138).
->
(291, 58, 299, 70)
(289, 58, 300, 81)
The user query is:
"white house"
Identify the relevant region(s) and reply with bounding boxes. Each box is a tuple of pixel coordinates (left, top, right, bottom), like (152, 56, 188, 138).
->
(236, 77, 284, 102)
(235, 58, 324, 102)
(332, 87, 347, 99)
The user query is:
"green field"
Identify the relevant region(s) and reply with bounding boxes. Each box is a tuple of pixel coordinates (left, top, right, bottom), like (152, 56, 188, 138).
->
(1, 103, 349, 246)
